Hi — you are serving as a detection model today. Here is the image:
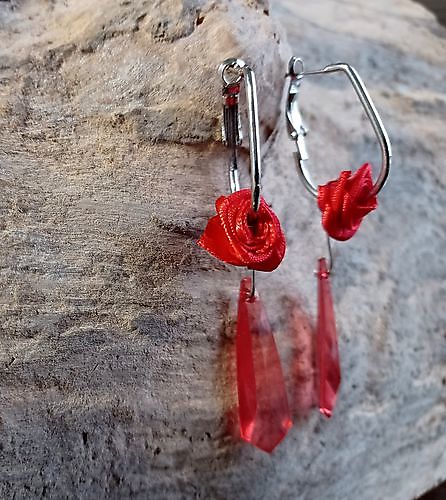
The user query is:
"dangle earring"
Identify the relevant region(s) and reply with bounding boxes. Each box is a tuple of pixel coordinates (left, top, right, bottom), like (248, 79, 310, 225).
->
(285, 57, 392, 417)
(198, 58, 292, 452)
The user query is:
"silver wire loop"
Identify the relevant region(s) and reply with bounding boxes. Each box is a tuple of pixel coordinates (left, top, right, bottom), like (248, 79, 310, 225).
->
(285, 56, 392, 198)
(219, 58, 262, 212)
(220, 58, 245, 85)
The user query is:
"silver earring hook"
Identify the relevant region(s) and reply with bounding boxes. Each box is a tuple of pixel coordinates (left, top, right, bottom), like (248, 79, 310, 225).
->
(285, 56, 392, 198)
(219, 58, 262, 212)
(218, 58, 263, 298)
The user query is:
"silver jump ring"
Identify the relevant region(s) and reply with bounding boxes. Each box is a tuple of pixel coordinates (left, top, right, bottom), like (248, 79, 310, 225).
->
(220, 58, 245, 86)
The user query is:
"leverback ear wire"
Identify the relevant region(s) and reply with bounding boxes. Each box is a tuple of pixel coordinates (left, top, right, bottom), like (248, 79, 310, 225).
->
(219, 58, 262, 296)
(285, 57, 392, 272)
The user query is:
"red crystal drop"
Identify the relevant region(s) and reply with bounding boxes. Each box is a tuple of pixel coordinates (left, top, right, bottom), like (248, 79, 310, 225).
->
(316, 258, 341, 418)
(236, 277, 292, 452)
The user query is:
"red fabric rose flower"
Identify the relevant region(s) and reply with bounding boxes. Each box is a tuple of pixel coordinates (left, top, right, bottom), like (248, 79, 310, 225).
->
(317, 163, 378, 241)
(198, 189, 286, 272)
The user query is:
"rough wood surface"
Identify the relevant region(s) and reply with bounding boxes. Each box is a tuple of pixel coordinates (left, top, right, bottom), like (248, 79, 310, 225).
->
(0, 0, 445, 498)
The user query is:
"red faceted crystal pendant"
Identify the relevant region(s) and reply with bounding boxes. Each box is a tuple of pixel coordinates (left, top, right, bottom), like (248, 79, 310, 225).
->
(316, 258, 341, 418)
(236, 277, 292, 452)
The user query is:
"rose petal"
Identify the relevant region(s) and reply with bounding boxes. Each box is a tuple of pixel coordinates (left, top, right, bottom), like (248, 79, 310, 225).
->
(198, 214, 244, 265)
(318, 163, 378, 241)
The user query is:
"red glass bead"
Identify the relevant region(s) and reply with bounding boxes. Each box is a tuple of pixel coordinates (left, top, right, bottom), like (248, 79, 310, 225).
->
(236, 277, 292, 452)
(224, 83, 240, 106)
(316, 258, 341, 418)
(225, 83, 240, 96)
(225, 95, 238, 106)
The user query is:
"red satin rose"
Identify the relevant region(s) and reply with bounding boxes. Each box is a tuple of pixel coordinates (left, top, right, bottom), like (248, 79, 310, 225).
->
(198, 189, 286, 272)
(317, 163, 378, 241)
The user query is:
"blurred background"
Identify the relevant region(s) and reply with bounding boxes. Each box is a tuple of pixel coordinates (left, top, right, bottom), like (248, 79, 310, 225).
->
(414, 1, 446, 26)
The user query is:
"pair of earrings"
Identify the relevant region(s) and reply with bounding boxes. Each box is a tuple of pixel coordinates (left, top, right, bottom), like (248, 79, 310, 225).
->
(198, 57, 392, 453)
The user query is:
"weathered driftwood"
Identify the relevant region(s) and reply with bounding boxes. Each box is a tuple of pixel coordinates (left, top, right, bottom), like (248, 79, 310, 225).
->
(0, 0, 445, 498)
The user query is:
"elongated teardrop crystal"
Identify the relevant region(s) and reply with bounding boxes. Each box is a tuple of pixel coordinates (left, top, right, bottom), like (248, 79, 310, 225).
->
(316, 258, 341, 418)
(236, 277, 292, 452)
